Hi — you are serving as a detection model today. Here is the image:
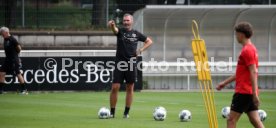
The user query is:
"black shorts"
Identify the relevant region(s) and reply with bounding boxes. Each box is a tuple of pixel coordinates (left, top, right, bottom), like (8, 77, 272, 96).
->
(112, 60, 137, 84)
(230, 93, 258, 113)
(0, 60, 22, 75)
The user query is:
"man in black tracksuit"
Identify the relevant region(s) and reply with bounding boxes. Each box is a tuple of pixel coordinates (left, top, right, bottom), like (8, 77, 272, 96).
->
(108, 14, 153, 118)
(0, 27, 27, 94)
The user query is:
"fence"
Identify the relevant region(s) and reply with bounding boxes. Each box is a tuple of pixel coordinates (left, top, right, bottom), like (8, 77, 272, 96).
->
(143, 62, 276, 90)
(132, 5, 276, 90)
(0, 50, 116, 57)
(133, 5, 276, 62)
(0, 0, 117, 29)
(0, 31, 116, 50)
(1, 0, 276, 29)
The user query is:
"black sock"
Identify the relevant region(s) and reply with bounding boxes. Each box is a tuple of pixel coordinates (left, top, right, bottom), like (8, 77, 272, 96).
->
(111, 108, 115, 116)
(0, 83, 4, 92)
(124, 107, 130, 115)
(20, 83, 26, 92)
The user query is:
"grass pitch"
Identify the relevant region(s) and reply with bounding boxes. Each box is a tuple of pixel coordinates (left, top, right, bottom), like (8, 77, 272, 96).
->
(0, 91, 275, 128)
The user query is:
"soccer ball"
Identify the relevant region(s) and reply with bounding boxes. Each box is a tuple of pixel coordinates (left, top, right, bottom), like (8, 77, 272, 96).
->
(221, 106, 230, 119)
(258, 109, 267, 122)
(98, 107, 110, 119)
(179, 110, 192, 122)
(154, 106, 166, 112)
(153, 106, 167, 121)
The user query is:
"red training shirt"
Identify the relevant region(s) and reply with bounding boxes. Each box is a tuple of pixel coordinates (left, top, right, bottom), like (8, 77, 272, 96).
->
(235, 42, 259, 95)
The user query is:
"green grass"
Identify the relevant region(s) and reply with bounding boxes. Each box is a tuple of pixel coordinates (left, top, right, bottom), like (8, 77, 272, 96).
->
(0, 91, 275, 128)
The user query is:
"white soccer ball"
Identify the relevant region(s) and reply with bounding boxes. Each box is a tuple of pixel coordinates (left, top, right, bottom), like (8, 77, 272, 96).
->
(98, 107, 111, 119)
(153, 106, 167, 121)
(258, 109, 267, 122)
(221, 106, 230, 119)
(154, 106, 166, 112)
(179, 109, 192, 122)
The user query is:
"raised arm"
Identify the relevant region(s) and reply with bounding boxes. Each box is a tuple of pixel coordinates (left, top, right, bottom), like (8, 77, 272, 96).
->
(108, 20, 119, 35)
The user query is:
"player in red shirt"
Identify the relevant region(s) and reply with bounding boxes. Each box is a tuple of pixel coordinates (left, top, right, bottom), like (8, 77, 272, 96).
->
(216, 22, 264, 128)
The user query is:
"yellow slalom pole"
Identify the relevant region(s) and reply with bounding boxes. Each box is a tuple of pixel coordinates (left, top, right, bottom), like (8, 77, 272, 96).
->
(200, 38, 218, 128)
(200, 39, 218, 128)
(204, 80, 216, 128)
(191, 20, 218, 128)
(197, 36, 215, 128)
(193, 31, 214, 128)
(192, 38, 212, 127)
(193, 40, 213, 128)
(199, 81, 212, 127)
(209, 80, 219, 127)
(205, 81, 214, 128)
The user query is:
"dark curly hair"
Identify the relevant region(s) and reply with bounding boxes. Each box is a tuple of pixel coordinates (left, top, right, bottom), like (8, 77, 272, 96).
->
(234, 22, 253, 38)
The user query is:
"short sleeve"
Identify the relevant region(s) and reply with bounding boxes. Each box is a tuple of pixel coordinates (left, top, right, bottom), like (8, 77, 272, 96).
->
(136, 31, 147, 42)
(12, 36, 19, 47)
(116, 28, 122, 36)
(242, 48, 256, 66)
